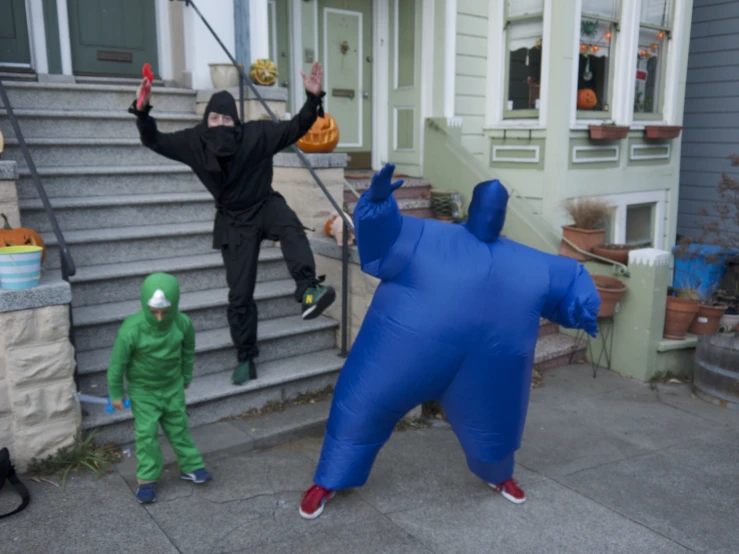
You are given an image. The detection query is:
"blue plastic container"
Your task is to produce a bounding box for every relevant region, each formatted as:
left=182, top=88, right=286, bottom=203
left=0, top=246, right=43, bottom=290
left=673, top=244, right=737, bottom=299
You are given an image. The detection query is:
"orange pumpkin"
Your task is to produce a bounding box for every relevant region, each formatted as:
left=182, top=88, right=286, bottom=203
left=577, top=89, right=598, bottom=110
left=1, top=213, right=46, bottom=262
left=324, top=217, right=334, bottom=237
left=296, top=113, right=340, bottom=153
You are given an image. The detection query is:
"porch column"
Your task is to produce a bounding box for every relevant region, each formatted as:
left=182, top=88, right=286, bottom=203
left=234, top=0, right=251, bottom=67
left=249, top=0, right=270, bottom=61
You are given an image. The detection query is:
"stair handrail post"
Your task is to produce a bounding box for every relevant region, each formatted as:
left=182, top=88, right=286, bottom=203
left=180, top=0, right=355, bottom=355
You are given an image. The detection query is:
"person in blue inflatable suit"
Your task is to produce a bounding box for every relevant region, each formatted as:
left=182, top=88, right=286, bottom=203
left=298, top=163, right=601, bottom=519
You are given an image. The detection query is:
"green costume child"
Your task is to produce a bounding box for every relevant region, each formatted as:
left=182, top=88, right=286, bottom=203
left=107, top=272, right=212, bottom=504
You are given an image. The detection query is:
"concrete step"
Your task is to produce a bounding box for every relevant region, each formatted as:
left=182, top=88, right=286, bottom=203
left=20, top=192, right=215, bottom=232
left=78, top=315, right=339, bottom=395
left=74, top=76, right=168, bottom=87
left=0, top=81, right=195, bottom=113
left=0, top=71, right=36, bottom=82
left=72, top=279, right=300, bottom=352
left=16, top=165, right=202, bottom=199
left=3, top=137, right=186, bottom=168
left=80, top=348, right=344, bottom=445
left=0, top=109, right=201, bottom=139
left=534, top=332, right=586, bottom=371
left=41, top=221, right=220, bottom=270
left=69, top=249, right=289, bottom=308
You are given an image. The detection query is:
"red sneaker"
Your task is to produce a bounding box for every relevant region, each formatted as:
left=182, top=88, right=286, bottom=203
left=489, top=478, right=526, bottom=504
left=299, top=484, right=335, bottom=520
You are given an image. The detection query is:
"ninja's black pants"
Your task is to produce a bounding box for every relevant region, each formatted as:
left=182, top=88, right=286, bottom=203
left=220, top=194, right=319, bottom=362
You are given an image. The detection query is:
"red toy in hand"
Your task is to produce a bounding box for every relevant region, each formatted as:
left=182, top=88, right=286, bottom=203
left=137, top=63, right=154, bottom=110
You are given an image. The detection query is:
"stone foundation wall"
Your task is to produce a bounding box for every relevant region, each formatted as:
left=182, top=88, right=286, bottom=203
left=0, top=299, right=79, bottom=472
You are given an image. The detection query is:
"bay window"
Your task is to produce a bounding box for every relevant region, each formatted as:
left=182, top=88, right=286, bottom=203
left=576, top=0, right=621, bottom=118
left=633, top=0, right=674, bottom=118
left=504, top=0, right=544, bottom=118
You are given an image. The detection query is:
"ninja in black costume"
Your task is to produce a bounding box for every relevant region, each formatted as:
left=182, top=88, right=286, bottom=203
left=129, top=61, right=336, bottom=385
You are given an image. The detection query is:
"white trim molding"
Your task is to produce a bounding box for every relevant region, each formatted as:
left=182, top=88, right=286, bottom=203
left=492, top=145, right=541, bottom=164
left=155, top=0, right=173, bottom=80
left=630, top=143, right=671, bottom=161
left=373, top=0, right=390, bottom=168
left=323, top=7, right=364, bottom=149
left=418, top=0, right=434, bottom=172
left=443, top=0, right=456, bottom=119
left=572, top=145, right=620, bottom=164
left=27, top=0, right=48, bottom=73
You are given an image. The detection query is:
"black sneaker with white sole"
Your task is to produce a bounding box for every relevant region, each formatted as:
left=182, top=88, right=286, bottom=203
left=301, top=285, right=336, bottom=320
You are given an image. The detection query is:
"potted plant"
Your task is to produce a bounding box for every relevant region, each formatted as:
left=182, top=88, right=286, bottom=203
left=559, top=197, right=611, bottom=261
left=588, top=121, right=630, bottom=140
left=664, top=289, right=700, bottom=340
left=208, top=62, right=243, bottom=88
left=644, top=125, right=682, bottom=139
left=591, top=243, right=639, bottom=264
left=430, top=188, right=454, bottom=222
left=592, top=274, right=627, bottom=318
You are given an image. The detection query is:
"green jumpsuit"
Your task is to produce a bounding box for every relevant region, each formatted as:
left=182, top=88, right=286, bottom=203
left=107, top=273, right=204, bottom=481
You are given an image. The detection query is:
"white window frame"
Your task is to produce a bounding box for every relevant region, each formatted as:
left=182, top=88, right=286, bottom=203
left=570, top=0, right=687, bottom=131
left=593, top=190, right=667, bottom=249
left=484, top=0, right=552, bottom=130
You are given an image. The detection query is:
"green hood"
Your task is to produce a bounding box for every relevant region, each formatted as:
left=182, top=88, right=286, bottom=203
left=140, top=273, right=180, bottom=330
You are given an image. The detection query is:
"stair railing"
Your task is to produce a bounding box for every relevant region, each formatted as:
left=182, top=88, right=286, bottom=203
left=180, top=0, right=352, bottom=356
left=0, top=79, right=80, bottom=386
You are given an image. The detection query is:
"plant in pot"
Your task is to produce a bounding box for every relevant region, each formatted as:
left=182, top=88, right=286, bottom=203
left=591, top=274, right=627, bottom=318
left=664, top=286, right=700, bottom=340
left=559, top=197, right=611, bottom=261
left=591, top=243, right=639, bottom=264
left=688, top=287, right=728, bottom=335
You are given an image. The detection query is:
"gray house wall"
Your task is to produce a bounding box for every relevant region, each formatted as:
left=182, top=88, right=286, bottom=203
left=678, top=0, right=739, bottom=240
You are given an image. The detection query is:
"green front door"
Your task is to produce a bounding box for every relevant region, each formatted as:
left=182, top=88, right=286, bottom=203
left=318, top=0, right=373, bottom=168
left=387, top=0, right=422, bottom=176
left=0, top=0, right=31, bottom=66
left=67, top=0, right=159, bottom=77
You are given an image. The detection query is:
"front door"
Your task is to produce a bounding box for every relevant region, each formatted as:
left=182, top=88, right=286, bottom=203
left=0, top=0, right=31, bottom=66
left=268, top=0, right=291, bottom=106
left=387, top=0, right=422, bottom=176
left=67, top=0, right=159, bottom=77
left=318, top=0, right=373, bottom=168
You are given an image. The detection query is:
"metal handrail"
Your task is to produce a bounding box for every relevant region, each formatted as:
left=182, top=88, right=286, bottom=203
left=181, top=0, right=352, bottom=355
left=0, top=79, right=80, bottom=388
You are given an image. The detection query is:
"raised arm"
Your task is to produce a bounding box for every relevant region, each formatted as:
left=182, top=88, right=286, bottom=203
left=256, top=90, right=324, bottom=157
left=541, top=254, right=600, bottom=337
left=354, top=163, right=424, bottom=281
left=107, top=326, right=134, bottom=402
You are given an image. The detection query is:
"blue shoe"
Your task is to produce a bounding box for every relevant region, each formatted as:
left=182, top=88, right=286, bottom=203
left=180, top=468, right=212, bottom=484
left=136, top=482, right=157, bottom=504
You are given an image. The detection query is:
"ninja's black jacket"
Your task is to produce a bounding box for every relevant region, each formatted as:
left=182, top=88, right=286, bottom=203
left=129, top=90, right=324, bottom=247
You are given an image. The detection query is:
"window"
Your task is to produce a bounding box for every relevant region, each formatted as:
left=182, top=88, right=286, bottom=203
left=576, top=0, right=621, bottom=117
left=633, top=0, right=673, bottom=118
left=504, top=0, right=544, bottom=118
left=625, top=203, right=655, bottom=247
left=594, top=192, right=665, bottom=249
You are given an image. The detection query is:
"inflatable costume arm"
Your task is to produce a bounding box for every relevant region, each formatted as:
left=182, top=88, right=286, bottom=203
left=354, top=164, right=423, bottom=280
left=541, top=255, right=600, bottom=337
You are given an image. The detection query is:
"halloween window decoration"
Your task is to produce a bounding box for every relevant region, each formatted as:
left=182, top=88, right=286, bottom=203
left=634, top=0, right=672, bottom=116
left=576, top=0, right=620, bottom=115
left=504, top=0, right=544, bottom=116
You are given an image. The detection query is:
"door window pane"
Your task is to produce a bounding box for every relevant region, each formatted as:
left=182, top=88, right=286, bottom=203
left=577, top=0, right=620, bottom=115
left=396, top=0, right=415, bottom=88
left=505, top=0, right=544, bottom=115
left=633, top=0, right=672, bottom=116
left=626, top=203, right=655, bottom=246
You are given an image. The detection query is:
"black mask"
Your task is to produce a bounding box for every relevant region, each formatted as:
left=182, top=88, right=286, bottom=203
left=202, top=125, right=239, bottom=158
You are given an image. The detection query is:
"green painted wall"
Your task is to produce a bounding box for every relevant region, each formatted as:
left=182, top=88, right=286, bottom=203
left=42, top=0, right=62, bottom=74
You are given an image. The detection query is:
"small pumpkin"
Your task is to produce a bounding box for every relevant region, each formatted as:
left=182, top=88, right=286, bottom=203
left=1, top=213, right=46, bottom=262
left=248, top=58, right=278, bottom=87
left=296, top=113, right=340, bottom=154
left=577, top=88, right=598, bottom=110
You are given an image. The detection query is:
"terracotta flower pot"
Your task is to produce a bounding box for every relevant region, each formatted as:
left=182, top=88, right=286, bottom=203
left=591, top=244, right=639, bottom=265
left=559, top=226, right=606, bottom=261
left=688, top=304, right=728, bottom=335
left=592, top=275, right=627, bottom=318
left=588, top=125, right=630, bottom=140
left=644, top=125, right=682, bottom=139
left=664, top=296, right=700, bottom=340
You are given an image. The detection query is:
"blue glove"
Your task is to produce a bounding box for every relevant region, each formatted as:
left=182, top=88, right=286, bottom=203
left=367, top=163, right=404, bottom=203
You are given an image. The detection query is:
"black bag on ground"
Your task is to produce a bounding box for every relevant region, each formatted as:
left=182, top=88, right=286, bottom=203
left=0, top=447, right=30, bottom=518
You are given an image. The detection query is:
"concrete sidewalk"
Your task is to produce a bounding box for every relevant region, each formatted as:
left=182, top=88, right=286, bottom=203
left=1, top=364, right=738, bottom=553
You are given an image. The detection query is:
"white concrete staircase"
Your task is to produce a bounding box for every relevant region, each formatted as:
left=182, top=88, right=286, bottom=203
left=1, top=80, right=344, bottom=444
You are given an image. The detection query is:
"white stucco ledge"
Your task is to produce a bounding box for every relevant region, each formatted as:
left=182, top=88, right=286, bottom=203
left=0, top=161, right=18, bottom=180
left=629, top=248, right=672, bottom=267
left=658, top=334, right=698, bottom=352
left=0, top=272, right=72, bottom=313
left=310, top=236, right=361, bottom=265
left=273, top=152, right=349, bottom=169
left=196, top=84, right=288, bottom=103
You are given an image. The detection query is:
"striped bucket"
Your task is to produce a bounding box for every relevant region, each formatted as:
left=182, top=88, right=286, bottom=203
left=0, top=246, right=43, bottom=290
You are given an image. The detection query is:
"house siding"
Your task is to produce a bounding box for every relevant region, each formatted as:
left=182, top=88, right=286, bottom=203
left=456, top=0, right=488, bottom=161
left=678, top=0, right=739, bottom=239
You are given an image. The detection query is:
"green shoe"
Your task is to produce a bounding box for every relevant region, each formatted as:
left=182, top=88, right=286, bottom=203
left=302, top=285, right=336, bottom=320
left=231, top=360, right=254, bottom=385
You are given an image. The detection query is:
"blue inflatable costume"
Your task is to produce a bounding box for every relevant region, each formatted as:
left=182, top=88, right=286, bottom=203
left=299, top=164, right=600, bottom=519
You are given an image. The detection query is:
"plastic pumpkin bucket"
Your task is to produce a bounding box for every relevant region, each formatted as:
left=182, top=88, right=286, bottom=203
left=0, top=246, right=43, bottom=290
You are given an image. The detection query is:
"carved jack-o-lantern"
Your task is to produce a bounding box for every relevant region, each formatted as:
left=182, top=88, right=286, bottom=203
left=296, top=113, right=340, bottom=154
left=577, top=88, right=598, bottom=110
left=248, top=58, right=278, bottom=87
left=0, top=213, right=46, bottom=262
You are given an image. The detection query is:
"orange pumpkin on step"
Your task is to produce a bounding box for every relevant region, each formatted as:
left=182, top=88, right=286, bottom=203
left=297, top=113, right=340, bottom=154
left=577, top=89, right=598, bottom=110
left=1, top=213, right=46, bottom=262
